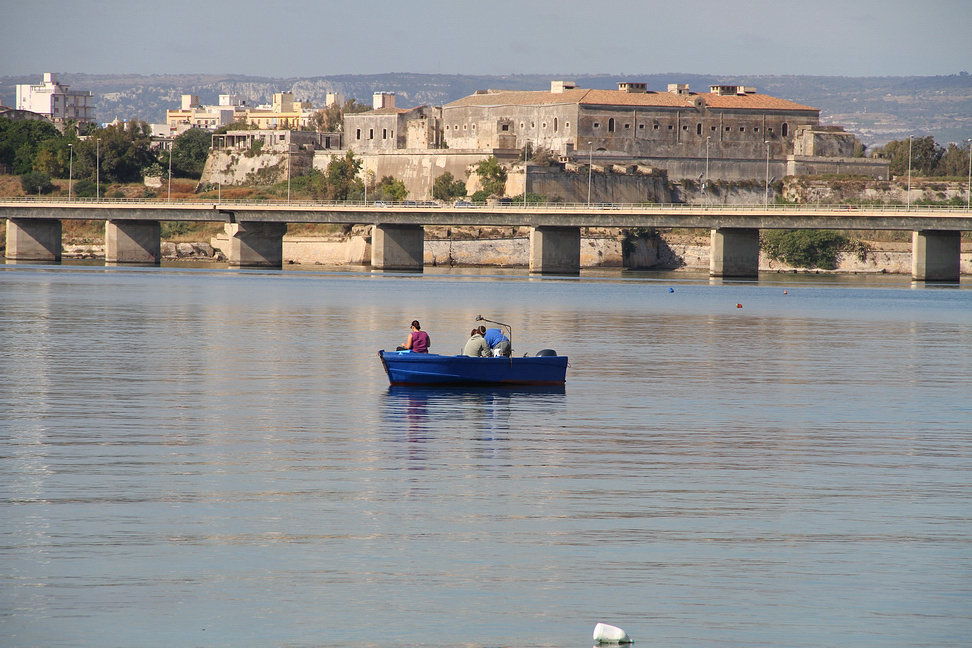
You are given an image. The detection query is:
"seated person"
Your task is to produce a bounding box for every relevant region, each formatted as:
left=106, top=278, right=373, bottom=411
left=398, top=320, right=430, bottom=353
left=481, top=326, right=512, bottom=357
left=462, top=328, right=491, bottom=357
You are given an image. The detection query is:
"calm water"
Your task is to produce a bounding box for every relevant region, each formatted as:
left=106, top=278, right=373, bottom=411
left=1, top=264, right=970, bottom=648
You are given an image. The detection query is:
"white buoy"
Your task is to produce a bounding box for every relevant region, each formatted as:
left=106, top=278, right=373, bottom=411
left=593, top=623, right=632, bottom=644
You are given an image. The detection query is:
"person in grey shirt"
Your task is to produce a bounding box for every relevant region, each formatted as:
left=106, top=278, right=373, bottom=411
left=462, top=328, right=491, bottom=357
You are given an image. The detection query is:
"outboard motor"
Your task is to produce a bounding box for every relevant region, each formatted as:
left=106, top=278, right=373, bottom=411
left=535, top=349, right=558, bottom=357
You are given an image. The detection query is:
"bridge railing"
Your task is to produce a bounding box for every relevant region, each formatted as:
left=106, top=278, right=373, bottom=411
left=1, top=196, right=970, bottom=213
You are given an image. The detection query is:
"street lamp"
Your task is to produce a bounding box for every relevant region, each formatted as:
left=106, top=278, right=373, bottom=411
left=287, top=142, right=293, bottom=203
left=907, top=135, right=912, bottom=209
left=211, top=133, right=220, bottom=203
left=764, top=140, right=770, bottom=207
left=966, top=138, right=971, bottom=210
left=168, top=139, right=173, bottom=202
left=522, top=141, right=529, bottom=206
left=705, top=136, right=711, bottom=204
left=68, top=143, right=73, bottom=201
left=96, top=138, right=100, bottom=200
left=587, top=141, right=593, bottom=206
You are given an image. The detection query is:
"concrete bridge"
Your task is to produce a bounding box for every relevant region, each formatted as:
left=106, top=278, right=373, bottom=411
left=2, top=199, right=970, bottom=280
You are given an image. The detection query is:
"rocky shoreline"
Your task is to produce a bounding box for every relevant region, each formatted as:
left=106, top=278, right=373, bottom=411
left=57, top=230, right=972, bottom=275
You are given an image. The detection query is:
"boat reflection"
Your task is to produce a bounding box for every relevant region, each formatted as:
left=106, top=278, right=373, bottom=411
left=380, top=385, right=566, bottom=466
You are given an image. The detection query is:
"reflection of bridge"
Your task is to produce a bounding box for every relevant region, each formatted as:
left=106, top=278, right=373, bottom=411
left=2, top=199, right=970, bottom=280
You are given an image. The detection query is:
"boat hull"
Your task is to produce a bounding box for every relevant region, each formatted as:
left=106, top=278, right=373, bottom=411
left=379, top=350, right=568, bottom=386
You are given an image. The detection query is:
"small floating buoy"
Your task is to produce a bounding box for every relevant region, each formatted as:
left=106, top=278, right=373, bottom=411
left=593, top=623, right=632, bottom=644
left=736, top=303, right=743, bottom=308
left=668, top=287, right=675, bottom=293
left=783, top=290, right=788, bottom=295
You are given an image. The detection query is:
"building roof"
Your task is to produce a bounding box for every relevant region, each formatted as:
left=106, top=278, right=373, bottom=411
left=349, top=105, right=429, bottom=117
left=445, top=87, right=817, bottom=112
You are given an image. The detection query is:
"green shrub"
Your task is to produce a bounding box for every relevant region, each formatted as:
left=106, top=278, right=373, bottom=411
left=761, top=229, right=850, bottom=270
left=73, top=179, right=96, bottom=197
left=20, top=171, right=55, bottom=195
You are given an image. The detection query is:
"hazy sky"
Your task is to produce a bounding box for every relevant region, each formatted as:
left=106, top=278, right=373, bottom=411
left=2, top=0, right=970, bottom=78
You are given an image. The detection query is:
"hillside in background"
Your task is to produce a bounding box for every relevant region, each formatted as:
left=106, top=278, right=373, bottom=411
left=2, top=72, right=970, bottom=148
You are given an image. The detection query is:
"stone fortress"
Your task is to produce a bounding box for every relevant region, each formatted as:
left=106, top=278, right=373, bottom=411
left=202, top=80, right=889, bottom=202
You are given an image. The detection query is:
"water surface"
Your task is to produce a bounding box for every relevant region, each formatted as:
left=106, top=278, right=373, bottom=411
left=1, top=265, right=970, bottom=648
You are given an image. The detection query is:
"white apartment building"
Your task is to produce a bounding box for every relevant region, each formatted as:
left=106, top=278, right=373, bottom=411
left=15, top=73, right=94, bottom=124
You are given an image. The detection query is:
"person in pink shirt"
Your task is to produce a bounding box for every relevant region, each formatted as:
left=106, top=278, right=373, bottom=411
left=400, top=320, right=431, bottom=353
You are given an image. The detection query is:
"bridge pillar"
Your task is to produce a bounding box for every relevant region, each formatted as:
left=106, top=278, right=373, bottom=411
left=225, top=221, right=287, bottom=268
left=105, top=220, right=161, bottom=265
left=530, top=226, right=581, bottom=274
left=912, top=230, right=961, bottom=282
left=5, top=218, right=61, bottom=263
left=710, top=228, right=759, bottom=278
left=371, top=224, right=424, bottom=271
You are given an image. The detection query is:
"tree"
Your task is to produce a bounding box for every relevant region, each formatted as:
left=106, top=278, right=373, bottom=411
left=20, top=171, right=56, bottom=195
left=69, top=121, right=156, bottom=184
left=324, top=150, right=363, bottom=201
left=169, top=128, right=212, bottom=178
left=373, top=176, right=408, bottom=202
left=432, top=171, right=467, bottom=200
left=0, top=118, right=62, bottom=174
left=936, top=142, right=971, bottom=178
left=761, top=229, right=850, bottom=270
left=876, top=136, right=943, bottom=176
left=473, top=156, right=507, bottom=196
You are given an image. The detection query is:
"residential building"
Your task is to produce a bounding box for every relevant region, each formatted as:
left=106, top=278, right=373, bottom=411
left=165, top=94, right=248, bottom=134
left=15, top=73, right=94, bottom=124
left=245, top=92, right=313, bottom=129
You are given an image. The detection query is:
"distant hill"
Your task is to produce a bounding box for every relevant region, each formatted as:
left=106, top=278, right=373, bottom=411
left=2, top=72, right=970, bottom=148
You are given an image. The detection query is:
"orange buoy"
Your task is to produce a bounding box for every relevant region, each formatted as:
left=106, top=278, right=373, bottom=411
left=736, top=303, right=742, bottom=308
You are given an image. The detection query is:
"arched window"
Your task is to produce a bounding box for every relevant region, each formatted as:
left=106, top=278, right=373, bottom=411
left=782, top=123, right=789, bottom=137
left=369, top=129, right=374, bottom=139
left=697, top=123, right=702, bottom=135
left=356, top=129, right=361, bottom=140
left=382, top=128, right=387, bottom=139
left=554, top=118, right=558, bottom=132
left=608, top=118, right=615, bottom=133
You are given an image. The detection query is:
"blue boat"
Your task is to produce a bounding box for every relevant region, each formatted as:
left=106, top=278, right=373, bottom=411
left=378, top=350, right=568, bottom=386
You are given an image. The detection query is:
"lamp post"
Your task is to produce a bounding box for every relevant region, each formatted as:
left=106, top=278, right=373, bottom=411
left=68, top=143, right=73, bottom=201
left=523, top=141, right=529, bottom=206
left=705, top=136, right=711, bottom=204
left=764, top=140, right=770, bottom=206
left=167, top=139, right=173, bottom=202
left=96, top=138, right=100, bottom=200
left=587, top=141, right=593, bottom=206
left=211, top=133, right=220, bottom=203
left=966, top=138, right=971, bottom=210
left=287, top=142, right=293, bottom=204
left=907, top=135, right=912, bottom=209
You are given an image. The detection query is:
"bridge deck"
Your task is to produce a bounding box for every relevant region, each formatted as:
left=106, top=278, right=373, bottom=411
left=1, top=199, right=971, bottom=231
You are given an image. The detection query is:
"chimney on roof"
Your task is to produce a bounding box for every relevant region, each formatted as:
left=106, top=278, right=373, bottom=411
left=551, top=80, right=578, bottom=93
left=373, top=92, right=396, bottom=110
left=618, top=82, right=647, bottom=93
left=667, top=84, right=690, bottom=95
